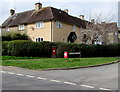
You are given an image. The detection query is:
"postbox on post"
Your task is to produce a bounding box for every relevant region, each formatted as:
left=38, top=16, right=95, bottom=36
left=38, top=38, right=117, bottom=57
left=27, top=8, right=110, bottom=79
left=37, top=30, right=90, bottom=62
left=64, top=51, right=68, bottom=58
left=52, top=46, right=56, bottom=58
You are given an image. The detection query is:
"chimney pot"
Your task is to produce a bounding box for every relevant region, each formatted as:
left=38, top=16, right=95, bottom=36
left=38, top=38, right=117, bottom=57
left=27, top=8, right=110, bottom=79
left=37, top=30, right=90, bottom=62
left=64, top=9, right=68, bottom=13
left=10, top=9, right=15, bottom=16
left=91, top=19, right=95, bottom=23
left=35, top=2, right=42, bottom=10
left=79, top=15, right=84, bottom=20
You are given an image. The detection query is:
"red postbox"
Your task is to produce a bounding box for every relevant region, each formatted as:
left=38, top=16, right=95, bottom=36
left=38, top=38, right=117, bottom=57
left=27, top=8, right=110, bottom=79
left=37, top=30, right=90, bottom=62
left=52, top=47, right=56, bottom=56
left=64, top=52, right=68, bottom=58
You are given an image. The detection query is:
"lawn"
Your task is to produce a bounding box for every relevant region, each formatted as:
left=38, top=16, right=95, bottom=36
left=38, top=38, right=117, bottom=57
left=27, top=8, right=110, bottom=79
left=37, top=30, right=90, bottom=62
left=1, top=56, right=120, bottom=70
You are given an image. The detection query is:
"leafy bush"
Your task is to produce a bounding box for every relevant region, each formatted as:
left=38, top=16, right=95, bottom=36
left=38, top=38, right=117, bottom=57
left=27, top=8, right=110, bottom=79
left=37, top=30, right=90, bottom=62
left=2, top=41, right=9, bottom=55
left=2, top=35, right=12, bottom=41
left=2, top=40, right=120, bottom=57
left=2, top=33, right=28, bottom=41
left=2, top=40, right=52, bottom=57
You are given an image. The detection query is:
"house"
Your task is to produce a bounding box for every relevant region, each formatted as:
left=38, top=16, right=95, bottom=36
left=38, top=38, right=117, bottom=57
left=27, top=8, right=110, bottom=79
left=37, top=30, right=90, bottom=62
left=80, top=21, right=119, bottom=44
left=1, top=2, right=119, bottom=44
left=1, top=2, right=88, bottom=43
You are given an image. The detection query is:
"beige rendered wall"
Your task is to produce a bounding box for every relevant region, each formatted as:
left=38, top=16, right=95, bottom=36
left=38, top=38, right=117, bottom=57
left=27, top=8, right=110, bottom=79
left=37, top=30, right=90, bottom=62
left=52, top=21, right=81, bottom=43
left=26, top=21, right=51, bottom=42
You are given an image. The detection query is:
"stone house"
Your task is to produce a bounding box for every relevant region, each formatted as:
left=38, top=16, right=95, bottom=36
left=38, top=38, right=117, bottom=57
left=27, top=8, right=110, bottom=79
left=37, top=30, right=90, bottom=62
left=80, top=22, right=119, bottom=44
left=1, top=2, right=88, bottom=43
left=1, top=2, right=119, bottom=44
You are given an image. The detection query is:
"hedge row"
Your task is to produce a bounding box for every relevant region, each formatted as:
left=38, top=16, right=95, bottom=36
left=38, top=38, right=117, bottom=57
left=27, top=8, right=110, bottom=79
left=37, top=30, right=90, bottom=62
left=2, top=40, right=120, bottom=57
left=2, top=33, right=28, bottom=41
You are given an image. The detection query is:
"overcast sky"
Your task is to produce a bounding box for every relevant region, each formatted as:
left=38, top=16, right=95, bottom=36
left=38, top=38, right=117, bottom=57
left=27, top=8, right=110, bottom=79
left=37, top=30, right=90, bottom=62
left=0, top=0, right=119, bottom=25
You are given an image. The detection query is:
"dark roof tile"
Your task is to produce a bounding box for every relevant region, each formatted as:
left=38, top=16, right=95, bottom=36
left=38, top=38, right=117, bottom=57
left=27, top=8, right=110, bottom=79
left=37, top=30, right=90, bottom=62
left=1, top=7, right=87, bottom=28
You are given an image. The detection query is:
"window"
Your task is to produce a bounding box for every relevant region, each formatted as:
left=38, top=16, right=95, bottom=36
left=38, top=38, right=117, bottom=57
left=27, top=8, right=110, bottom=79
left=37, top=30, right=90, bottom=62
left=56, top=21, right=62, bottom=28
left=18, top=24, right=25, bottom=30
left=73, top=25, right=76, bottom=31
left=6, top=27, right=9, bottom=32
left=115, top=32, right=118, bottom=36
left=36, top=37, right=44, bottom=42
left=36, top=21, right=44, bottom=28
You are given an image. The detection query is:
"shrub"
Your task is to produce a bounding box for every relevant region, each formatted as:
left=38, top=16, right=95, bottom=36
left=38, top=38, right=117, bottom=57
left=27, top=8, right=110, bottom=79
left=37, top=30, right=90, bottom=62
left=2, top=33, right=28, bottom=41
left=2, top=35, right=12, bottom=41
left=2, top=40, right=52, bottom=57
left=2, top=41, right=9, bottom=55
left=2, top=40, right=120, bottom=57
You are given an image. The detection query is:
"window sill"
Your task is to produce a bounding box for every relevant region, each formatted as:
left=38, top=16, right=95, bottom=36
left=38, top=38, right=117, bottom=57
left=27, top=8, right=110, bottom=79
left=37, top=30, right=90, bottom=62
left=18, top=29, right=25, bottom=31
left=35, top=27, right=44, bottom=29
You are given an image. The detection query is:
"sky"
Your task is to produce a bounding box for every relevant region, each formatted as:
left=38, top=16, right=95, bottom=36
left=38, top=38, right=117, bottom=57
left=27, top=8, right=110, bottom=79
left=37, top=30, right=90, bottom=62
left=0, top=0, right=119, bottom=26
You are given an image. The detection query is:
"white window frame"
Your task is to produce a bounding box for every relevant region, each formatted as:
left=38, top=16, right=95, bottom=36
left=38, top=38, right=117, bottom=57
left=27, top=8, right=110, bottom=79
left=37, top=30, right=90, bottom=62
left=35, top=21, right=44, bottom=28
left=115, top=32, right=118, bottom=36
left=36, top=37, right=44, bottom=42
left=18, top=24, right=25, bottom=30
left=73, top=25, right=76, bottom=31
left=56, top=21, right=62, bottom=28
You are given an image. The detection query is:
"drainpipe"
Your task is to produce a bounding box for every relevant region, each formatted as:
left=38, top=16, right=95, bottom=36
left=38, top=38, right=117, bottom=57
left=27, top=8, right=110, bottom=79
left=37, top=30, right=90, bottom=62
left=51, top=20, right=53, bottom=42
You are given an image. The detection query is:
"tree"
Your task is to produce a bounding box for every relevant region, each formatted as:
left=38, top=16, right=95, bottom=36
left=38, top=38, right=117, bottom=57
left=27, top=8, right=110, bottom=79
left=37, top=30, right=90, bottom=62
left=80, top=12, right=118, bottom=45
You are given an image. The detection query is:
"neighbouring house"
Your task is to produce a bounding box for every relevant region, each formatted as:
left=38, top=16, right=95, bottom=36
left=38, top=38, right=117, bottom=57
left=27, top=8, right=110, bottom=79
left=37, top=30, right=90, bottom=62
left=1, top=2, right=119, bottom=44
left=81, top=22, right=119, bottom=44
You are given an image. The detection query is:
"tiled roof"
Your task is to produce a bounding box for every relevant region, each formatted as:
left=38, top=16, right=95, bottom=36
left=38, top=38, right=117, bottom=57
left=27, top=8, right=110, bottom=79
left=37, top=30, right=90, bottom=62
left=1, top=7, right=87, bottom=28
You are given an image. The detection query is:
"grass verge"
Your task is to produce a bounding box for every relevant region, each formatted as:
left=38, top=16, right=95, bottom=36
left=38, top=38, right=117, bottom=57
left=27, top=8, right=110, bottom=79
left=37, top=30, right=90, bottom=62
left=1, top=56, right=120, bottom=70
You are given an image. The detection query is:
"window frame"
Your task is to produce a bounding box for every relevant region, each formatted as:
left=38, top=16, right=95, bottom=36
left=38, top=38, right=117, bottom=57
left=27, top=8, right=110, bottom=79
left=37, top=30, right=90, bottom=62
left=56, top=21, right=62, bottom=28
left=35, top=21, right=44, bottom=28
left=6, top=27, right=10, bottom=32
left=36, top=37, right=44, bottom=42
left=73, top=25, right=76, bottom=31
left=18, top=24, right=25, bottom=30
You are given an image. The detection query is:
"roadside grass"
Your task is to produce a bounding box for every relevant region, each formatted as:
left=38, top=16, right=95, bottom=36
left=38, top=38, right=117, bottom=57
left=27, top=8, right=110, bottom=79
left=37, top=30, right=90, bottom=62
left=2, top=56, right=45, bottom=60
left=1, top=56, right=119, bottom=70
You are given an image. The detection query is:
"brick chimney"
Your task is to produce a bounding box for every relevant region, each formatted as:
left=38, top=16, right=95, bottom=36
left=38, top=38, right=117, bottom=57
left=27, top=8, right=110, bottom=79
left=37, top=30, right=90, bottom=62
left=35, top=2, right=42, bottom=10
left=10, top=9, right=15, bottom=16
left=79, top=15, right=84, bottom=20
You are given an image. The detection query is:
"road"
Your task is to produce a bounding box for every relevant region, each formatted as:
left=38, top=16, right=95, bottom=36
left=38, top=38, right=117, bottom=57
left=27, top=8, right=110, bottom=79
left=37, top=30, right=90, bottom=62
left=1, top=63, right=118, bottom=91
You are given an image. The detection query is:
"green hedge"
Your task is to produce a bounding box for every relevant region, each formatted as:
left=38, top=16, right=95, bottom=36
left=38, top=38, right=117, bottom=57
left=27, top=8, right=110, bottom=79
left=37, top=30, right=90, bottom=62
left=2, top=40, right=120, bottom=57
left=2, top=40, right=52, bottom=57
left=2, top=33, right=28, bottom=41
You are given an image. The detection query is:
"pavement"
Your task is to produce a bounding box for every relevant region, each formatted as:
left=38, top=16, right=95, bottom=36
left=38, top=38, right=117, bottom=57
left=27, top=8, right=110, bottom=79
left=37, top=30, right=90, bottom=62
left=1, top=63, right=119, bottom=91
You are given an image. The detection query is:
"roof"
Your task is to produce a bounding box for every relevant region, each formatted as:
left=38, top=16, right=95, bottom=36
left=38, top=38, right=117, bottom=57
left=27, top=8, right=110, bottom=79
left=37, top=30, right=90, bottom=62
left=1, top=7, right=87, bottom=28
left=98, top=22, right=118, bottom=31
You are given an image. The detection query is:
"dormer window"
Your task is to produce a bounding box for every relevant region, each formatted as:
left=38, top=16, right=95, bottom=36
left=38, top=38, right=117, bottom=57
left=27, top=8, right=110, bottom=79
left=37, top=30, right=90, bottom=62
left=73, top=25, right=76, bottom=31
left=18, top=24, right=25, bottom=30
left=35, top=21, right=44, bottom=28
left=56, top=21, right=62, bottom=28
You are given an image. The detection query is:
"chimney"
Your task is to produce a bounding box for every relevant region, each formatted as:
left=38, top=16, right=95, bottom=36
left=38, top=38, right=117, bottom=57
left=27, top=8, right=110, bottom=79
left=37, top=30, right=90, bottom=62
left=10, top=9, right=15, bottom=16
left=35, top=2, right=42, bottom=10
left=79, top=15, right=84, bottom=20
left=101, top=22, right=106, bottom=24
left=64, top=9, right=68, bottom=13
left=91, top=19, right=95, bottom=24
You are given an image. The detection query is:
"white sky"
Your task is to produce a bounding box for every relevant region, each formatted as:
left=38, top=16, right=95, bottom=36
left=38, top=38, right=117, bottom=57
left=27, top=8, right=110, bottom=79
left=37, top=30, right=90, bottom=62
left=0, top=0, right=119, bottom=25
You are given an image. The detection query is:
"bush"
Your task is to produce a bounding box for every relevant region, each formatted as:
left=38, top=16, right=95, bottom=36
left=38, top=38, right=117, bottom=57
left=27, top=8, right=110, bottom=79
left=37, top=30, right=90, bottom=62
left=2, top=40, right=120, bottom=57
left=2, top=35, right=12, bottom=41
left=2, top=41, right=9, bottom=55
left=2, top=40, right=52, bottom=57
left=2, top=33, right=28, bottom=41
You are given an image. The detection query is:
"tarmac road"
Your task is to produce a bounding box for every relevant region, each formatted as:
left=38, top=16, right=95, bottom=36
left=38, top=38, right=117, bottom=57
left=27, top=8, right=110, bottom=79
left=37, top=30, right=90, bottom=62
left=1, top=63, right=119, bottom=91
